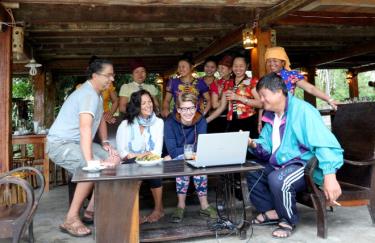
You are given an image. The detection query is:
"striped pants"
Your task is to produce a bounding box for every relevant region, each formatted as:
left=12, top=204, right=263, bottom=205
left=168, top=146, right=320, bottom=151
left=247, top=163, right=306, bottom=225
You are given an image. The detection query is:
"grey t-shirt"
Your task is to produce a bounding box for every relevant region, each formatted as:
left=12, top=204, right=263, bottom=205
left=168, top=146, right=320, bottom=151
left=48, top=81, right=103, bottom=143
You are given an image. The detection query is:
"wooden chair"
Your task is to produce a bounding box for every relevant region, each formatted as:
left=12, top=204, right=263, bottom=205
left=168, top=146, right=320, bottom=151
left=0, top=167, right=45, bottom=243
left=298, top=102, right=375, bottom=238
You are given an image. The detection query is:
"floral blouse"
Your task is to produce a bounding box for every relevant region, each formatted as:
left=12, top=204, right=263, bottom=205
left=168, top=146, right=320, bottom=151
left=166, top=77, right=209, bottom=111
left=223, top=77, right=258, bottom=120
left=279, top=69, right=304, bottom=95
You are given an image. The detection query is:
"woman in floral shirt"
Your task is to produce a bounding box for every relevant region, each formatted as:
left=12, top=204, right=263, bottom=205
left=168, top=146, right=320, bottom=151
left=207, top=54, right=263, bottom=138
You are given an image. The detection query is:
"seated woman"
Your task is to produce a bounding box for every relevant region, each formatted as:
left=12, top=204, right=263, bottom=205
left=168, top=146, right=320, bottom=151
left=116, top=90, right=164, bottom=223
left=164, top=92, right=217, bottom=223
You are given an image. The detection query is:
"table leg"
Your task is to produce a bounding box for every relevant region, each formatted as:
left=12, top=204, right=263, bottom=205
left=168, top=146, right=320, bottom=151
left=95, top=180, right=140, bottom=243
left=238, top=172, right=252, bottom=236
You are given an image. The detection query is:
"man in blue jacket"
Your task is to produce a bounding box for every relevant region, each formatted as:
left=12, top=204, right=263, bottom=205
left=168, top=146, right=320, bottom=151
left=247, top=72, right=343, bottom=238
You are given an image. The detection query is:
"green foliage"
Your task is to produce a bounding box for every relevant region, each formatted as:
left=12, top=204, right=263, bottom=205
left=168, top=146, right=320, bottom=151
left=358, top=71, right=375, bottom=98
left=12, top=77, right=33, bottom=99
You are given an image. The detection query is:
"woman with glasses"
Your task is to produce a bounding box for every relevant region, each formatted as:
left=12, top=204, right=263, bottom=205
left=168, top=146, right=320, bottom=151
left=164, top=93, right=217, bottom=223
left=162, top=54, right=211, bottom=118
left=116, top=89, right=164, bottom=223
left=206, top=53, right=263, bottom=138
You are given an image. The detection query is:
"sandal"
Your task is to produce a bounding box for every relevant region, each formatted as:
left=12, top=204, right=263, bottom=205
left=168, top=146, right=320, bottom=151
left=140, top=210, right=165, bottom=224
left=170, top=207, right=185, bottom=223
left=199, top=205, right=218, bottom=219
left=59, top=216, right=92, bottom=237
left=251, top=212, right=279, bottom=226
left=271, top=219, right=295, bottom=239
left=82, top=210, right=94, bottom=225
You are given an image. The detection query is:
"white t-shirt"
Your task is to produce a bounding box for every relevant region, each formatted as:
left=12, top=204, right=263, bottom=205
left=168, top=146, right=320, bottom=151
left=271, top=113, right=283, bottom=154
left=48, top=81, right=103, bottom=143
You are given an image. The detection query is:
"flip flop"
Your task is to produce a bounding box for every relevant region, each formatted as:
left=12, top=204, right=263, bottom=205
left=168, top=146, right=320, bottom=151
left=59, top=216, right=91, bottom=237
left=271, top=218, right=295, bottom=239
left=251, top=212, right=279, bottom=226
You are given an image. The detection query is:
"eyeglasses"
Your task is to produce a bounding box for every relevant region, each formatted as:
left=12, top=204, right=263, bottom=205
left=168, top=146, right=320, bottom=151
left=178, top=106, right=196, bottom=113
left=96, top=72, right=116, bottom=78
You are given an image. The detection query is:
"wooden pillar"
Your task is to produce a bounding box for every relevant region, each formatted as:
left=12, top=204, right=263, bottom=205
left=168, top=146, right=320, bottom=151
left=348, top=69, right=359, bottom=98
left=0, top=25, right=12, bottom=173
left=33, top=70, right=45, bottom=126
left=251, top=28, right=272, bottom=79
left=44, top=71, right=56, bottom=127
left=304, top=67, right=317, bottom=107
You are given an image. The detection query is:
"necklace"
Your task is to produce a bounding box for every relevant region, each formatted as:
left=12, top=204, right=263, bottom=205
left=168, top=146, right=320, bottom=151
left=180, top=123, right=197, bottom=145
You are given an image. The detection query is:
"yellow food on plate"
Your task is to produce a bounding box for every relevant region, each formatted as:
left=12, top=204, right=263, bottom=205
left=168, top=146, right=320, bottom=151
left=135, top=154, right=161, bottom=162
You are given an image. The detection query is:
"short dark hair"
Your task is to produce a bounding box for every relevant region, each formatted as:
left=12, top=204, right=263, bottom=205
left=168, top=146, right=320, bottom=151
left=256, top=72, right=288, bottom=96
left=178, top=52, right=194, bottom=66
left=203, top=56, right=217, bottom=67
left=86, top=58, right=113, bottom=79
left=233, top=51, right=250, bottom=65
left=125, top=90, right=155, bottom=124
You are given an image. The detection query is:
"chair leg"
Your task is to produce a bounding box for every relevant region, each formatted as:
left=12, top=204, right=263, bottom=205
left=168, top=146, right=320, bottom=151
left=368, top=198, right=375, bottom=224
left=28, top=220, right=35, bottom=243
left=312, top=194, right=328, bottom=238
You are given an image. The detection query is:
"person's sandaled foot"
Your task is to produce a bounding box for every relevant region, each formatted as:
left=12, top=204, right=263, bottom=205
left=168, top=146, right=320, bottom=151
left=141, top=210, right=165, bottom=224
left=272, top=219, right=295, bottom=239
left=82, top=210, right=94, bottom=225
left=59, top=216, right=91, bottom=237
left=170, top=207, right=185, bottom=223
left=199, top=205, right=218, bottom=219
left=251, top=212, right=279, bottom=226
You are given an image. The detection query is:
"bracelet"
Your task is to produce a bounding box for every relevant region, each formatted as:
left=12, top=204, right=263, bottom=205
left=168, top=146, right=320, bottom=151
left=101, top=140, right=110, bottom=144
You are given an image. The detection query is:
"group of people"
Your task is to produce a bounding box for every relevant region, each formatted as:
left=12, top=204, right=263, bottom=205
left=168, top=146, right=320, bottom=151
left=47, top=46, right=344, bottom=239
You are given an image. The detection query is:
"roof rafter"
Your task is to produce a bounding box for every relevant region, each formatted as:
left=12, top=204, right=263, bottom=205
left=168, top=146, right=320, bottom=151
left=259, top=0, right=316, bottom=27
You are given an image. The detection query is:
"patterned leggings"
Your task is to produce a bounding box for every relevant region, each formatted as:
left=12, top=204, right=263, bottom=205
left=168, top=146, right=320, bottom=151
left=176, top=175, right=208, bottom=197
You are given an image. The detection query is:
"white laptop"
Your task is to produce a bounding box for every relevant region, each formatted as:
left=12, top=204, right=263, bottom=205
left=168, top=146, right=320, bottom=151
left=185, top=131, right=250, bottom=168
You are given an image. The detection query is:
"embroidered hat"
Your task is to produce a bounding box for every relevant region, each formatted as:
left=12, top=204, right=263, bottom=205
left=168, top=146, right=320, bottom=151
left=218, top=55, right=234, bottom=68
left=129, top=59, right=146, bottom=72
left=264, top=47, right=291, bottom=71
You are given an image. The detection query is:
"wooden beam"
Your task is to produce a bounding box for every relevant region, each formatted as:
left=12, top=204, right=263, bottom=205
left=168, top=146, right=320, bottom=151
left=6, top=0, right=278, bottom=7
left=348, top=70, right=359, bottom=98
left=44, top=72, right=56, bottom=128
left=303, top=67, right=317, bottom=107
left=33, top=71, right=46, bottom=126
left=276, top=11, right=375, bottom=26
left=354, top=63, right=375, bottom=73
left=311, top=41, right=375, bottom=66
left=0, top=23, right=12, bottom=173
left=194, top=27, right=243, bottom=65
left=13, top=4, right=257, bottom=24
left=251, top=28, right=272, bottom=78
left=259, top=0, right=315, bottom=27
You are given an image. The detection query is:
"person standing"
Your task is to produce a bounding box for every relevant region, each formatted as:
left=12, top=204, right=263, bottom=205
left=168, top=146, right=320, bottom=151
left=206, top=54, right=263, bottom=137
left=119, top=59, right=159, bottom=114
left=162, top=54, right=211, bottom=118
left=47, top=58, right=120, bottom=237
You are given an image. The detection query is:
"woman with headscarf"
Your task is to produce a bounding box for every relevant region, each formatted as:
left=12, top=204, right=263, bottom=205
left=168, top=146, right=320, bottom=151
left=264, top=46, right=337, bottom=108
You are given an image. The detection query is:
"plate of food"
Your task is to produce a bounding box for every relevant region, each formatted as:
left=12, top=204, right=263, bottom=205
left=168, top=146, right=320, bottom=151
left=82, top=165, right=106, bottom=173
left=135, top=154, right=163, bottom=166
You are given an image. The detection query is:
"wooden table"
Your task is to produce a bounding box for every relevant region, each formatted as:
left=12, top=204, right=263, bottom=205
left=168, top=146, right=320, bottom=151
left=72, top=160, right=263, bottom=243
left=12, top=134, right=49, bottom=192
